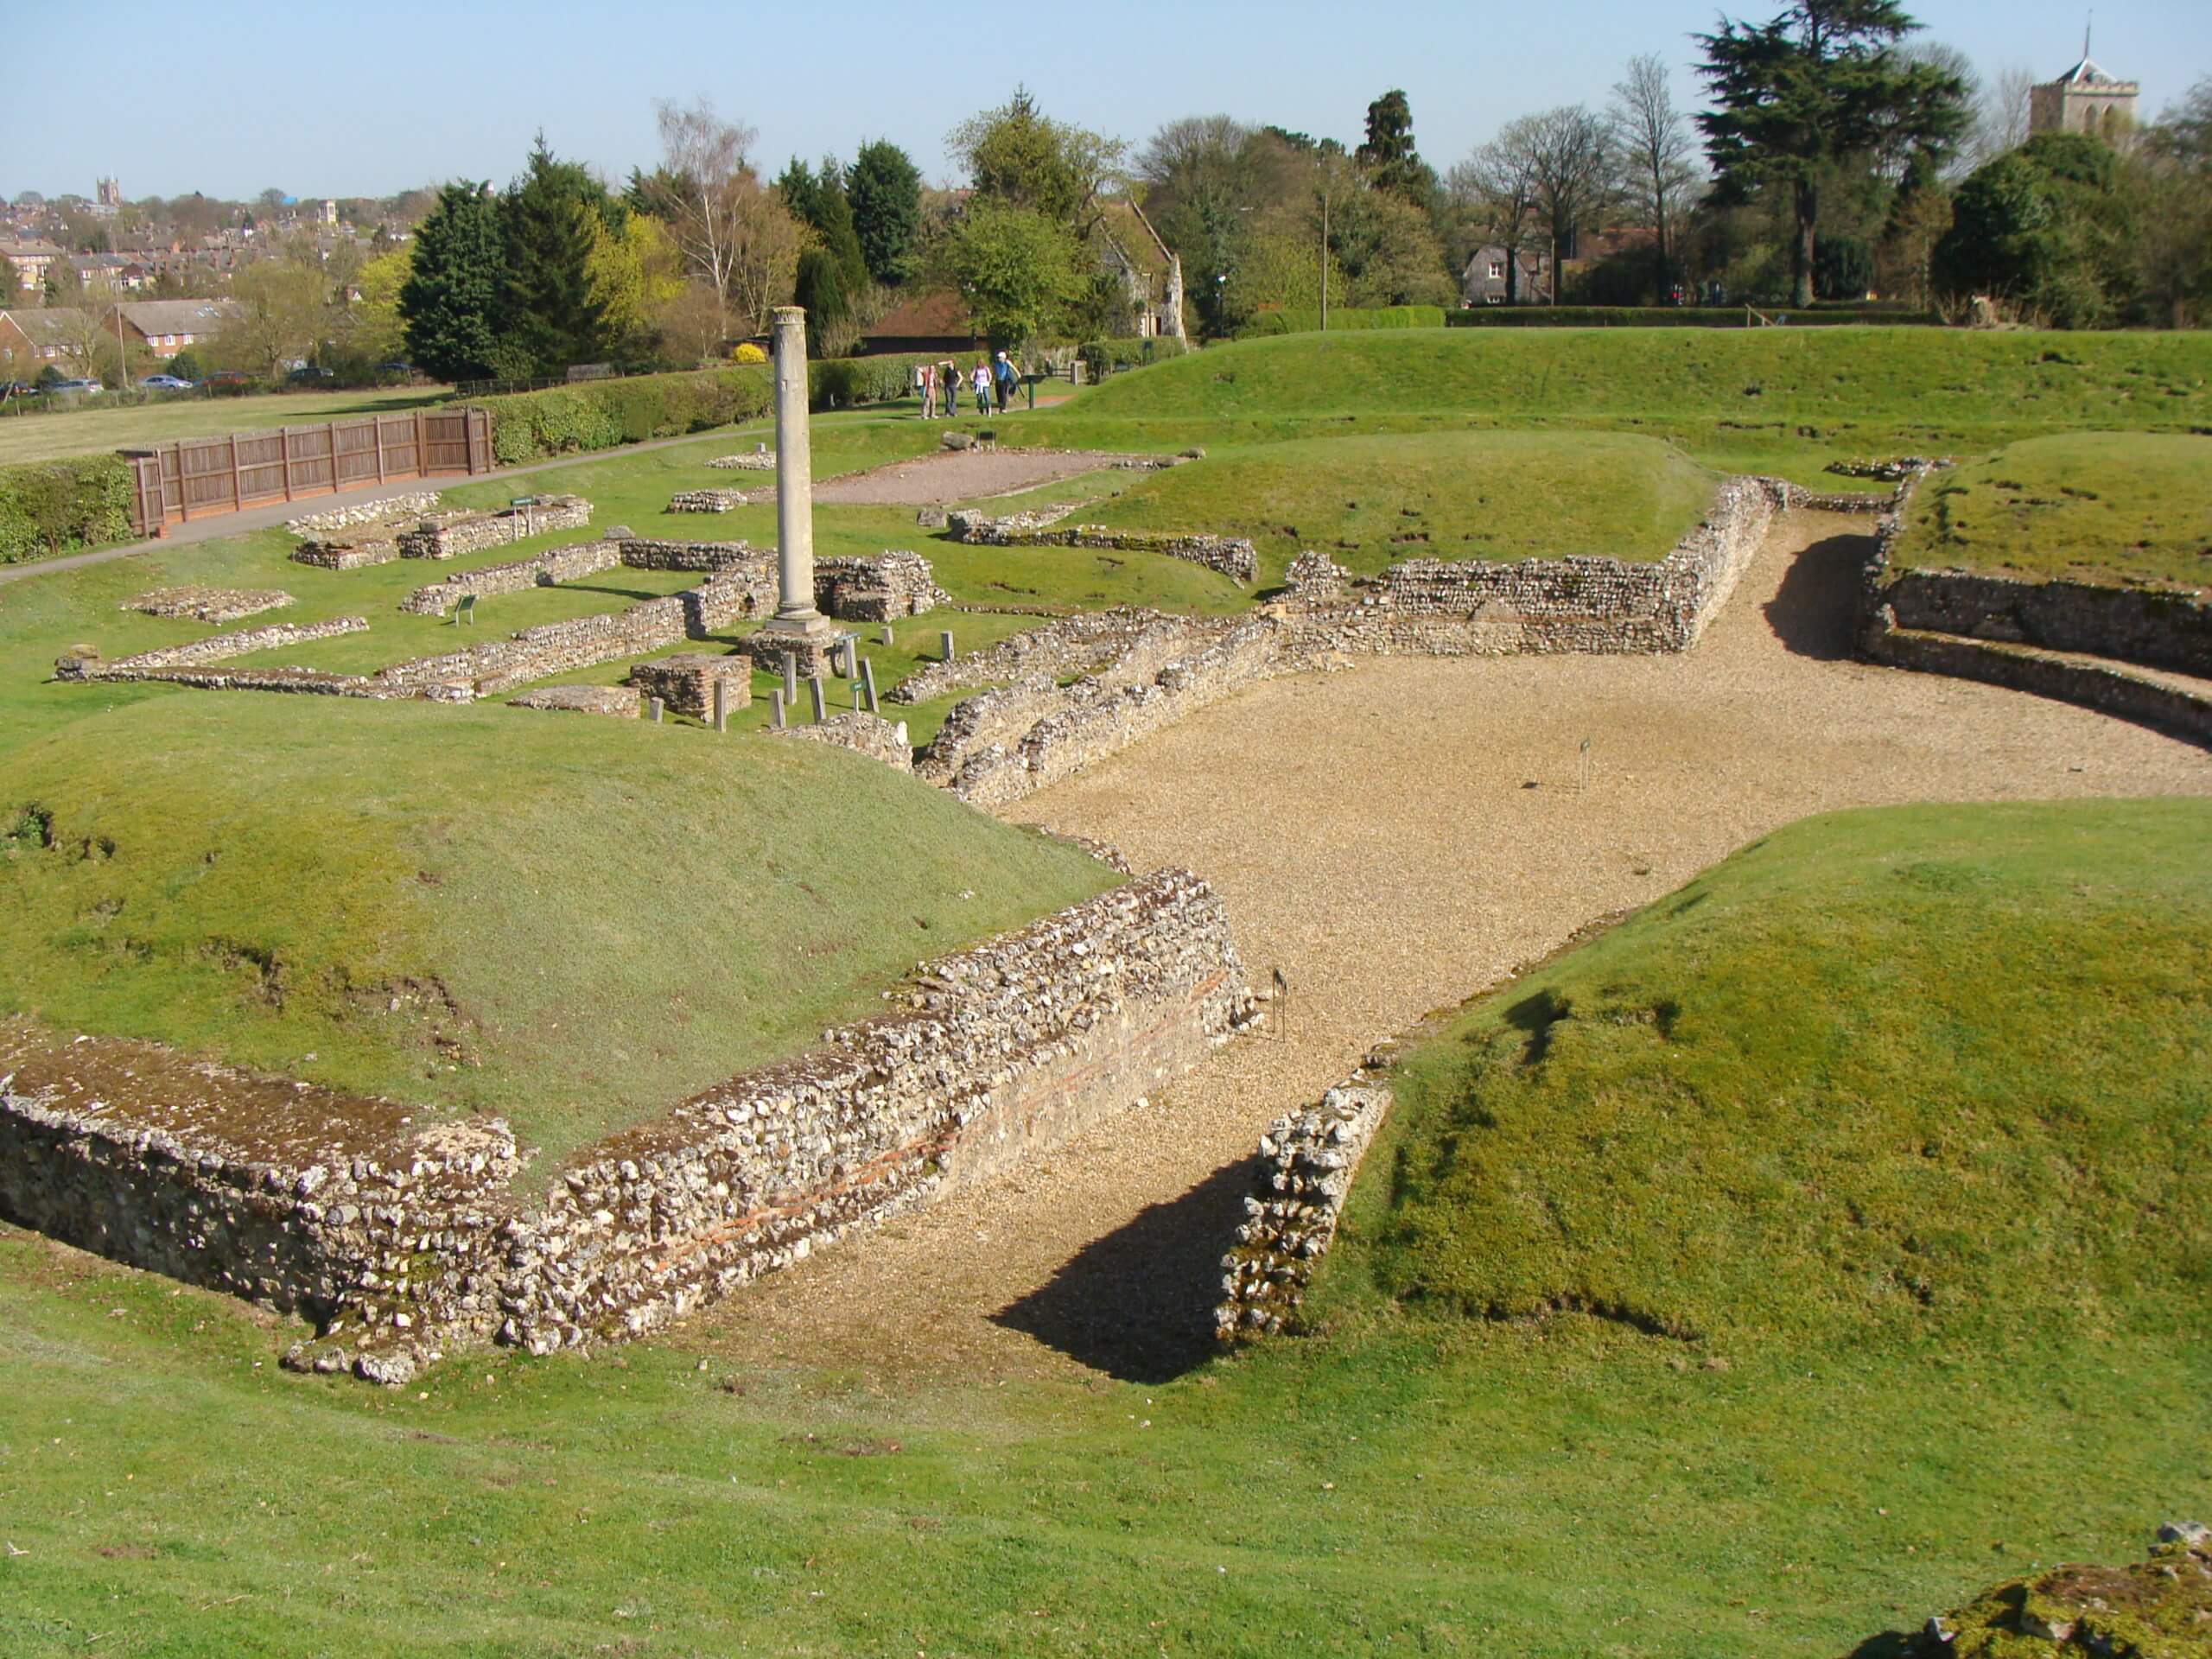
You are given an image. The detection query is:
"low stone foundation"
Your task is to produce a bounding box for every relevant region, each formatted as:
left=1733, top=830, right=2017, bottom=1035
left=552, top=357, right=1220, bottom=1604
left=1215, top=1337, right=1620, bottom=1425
left=399, top=540, right=625, bottom=615
left=124, top=587, right=294, bottom=624
left=949, top=512, right=1258, bottom=585
left=706, top=450, right=777, bottom=471
left=397, top=495, right=591, bottom=559
left=286, top=491, right=442, bottom=537
left=508, top=685, right=642, bottom=718
left=290, top=537, right=401, bottom=570
left=1216, top=1079, right=1391, bottom=1343
left=815, top=551, right=950, bottom=620
left=60, top=616, right=369, bottom=680
left=667, top=488, right=762, bottom=513
left=628, top=652, right=752, bottom=718
left=772, top=710, right=912, bottom=770
left=0, top=871, right=1254, bottom=1381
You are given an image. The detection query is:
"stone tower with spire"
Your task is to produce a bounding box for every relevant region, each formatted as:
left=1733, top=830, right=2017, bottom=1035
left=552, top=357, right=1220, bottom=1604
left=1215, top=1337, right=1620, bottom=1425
left=2028, top=23, right=2139, bottom=140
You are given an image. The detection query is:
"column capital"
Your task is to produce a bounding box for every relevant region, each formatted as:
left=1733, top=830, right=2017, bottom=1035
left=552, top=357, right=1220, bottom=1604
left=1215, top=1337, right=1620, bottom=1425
left=771, top=305, right=805, bottom=329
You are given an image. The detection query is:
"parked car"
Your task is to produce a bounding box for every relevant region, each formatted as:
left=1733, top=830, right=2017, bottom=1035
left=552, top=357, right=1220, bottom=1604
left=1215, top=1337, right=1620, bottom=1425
left=0, top=380, right=35, bottom=400
left=286, top=364, right=335, bottom=385
left=204, top=370, right=252, bottom=394
left=139, top=373, right=194, bottom=391
left=50, top=378, right=103, bottom=396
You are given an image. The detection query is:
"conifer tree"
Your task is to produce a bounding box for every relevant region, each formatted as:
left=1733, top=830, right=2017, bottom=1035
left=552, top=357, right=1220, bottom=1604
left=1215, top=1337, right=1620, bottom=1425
left=498, top=134, right=613, bottom=375
left=398, top=180, right=504, bottom=383
left=848, top=140, right=923, bottom=286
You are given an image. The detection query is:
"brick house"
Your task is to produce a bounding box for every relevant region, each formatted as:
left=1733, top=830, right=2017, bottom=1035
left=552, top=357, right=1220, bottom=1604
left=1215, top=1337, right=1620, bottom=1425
left=107, top=298, right=244, bottom=359
left=0, top=238, right=64, bottom=292
left=0, top=308, right=91, bottom=378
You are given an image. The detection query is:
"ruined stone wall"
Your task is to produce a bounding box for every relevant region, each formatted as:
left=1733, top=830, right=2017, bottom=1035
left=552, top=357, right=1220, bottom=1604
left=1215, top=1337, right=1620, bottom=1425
left=373, top=599, right=693, bottom=699
left=771, top=710, right=913, bottom=771
left=290, top=537, right=400, bottom=570
left=0, top=874, right=1254, bottom=1380
left=888, top=608, right=1164, bottom=706
left=949, top=514, right=1258, bottom=585
left=398, top=541, right=624, bottom=616
left=666, top=488, right=760, bottom=514
left=397, top=496, right=590, bottom=559
left=124, top=588, right=293, bottom=624
left=618, top=537, right=762, bottom=573
left=1216, top=1080, right=1391, bottom=1343
left=814, top=551, right=950, bottom=620
left=63, top=616, right=368, bottom=678
left=629, top=652, right=752, bottom=719
left=285, top=492, right=442, bottom=536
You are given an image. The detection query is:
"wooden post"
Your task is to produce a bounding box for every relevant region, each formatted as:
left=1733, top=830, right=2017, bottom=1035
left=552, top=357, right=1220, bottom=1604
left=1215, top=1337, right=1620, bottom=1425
left=414, top=407, right=429, bottom=479
left=326, top=421, right=339, bottom=493
left=174, top=443, right=190, bottom=523
left=229, top=433, right=243, bottom=514
left=281, top=428, right=295, bottom=501
left=861, top=658, right=879, bottom=712
left=373, top=416, right=386, bottom=483
left=711, top=678, right=728, bottom=733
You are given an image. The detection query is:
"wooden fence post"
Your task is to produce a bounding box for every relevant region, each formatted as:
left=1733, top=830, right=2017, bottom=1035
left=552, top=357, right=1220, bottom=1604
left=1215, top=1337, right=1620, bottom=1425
left=281, top=428, right=296, bottom=501
left=414, top=408, right=429, bottom=479
left=326, top=420, right=339, bottom=493
left=373, top=416, right=386, bottom=483
left=229, top=433, right=243, bottom=514
left=174, top=442, right=190, bottom=523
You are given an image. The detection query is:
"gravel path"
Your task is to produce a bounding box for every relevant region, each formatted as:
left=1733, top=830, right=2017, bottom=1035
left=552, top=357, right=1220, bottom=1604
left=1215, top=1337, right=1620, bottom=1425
left=686, top=513, right=2211, bottom=1383
left=812, top=447, right=1137, bottom=506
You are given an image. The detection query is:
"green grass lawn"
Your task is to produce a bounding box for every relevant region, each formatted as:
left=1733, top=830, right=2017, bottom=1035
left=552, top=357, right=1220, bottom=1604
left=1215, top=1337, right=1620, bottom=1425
left=0, top=384, right=449, bottom=466
left=0, top=695, right=1114, bottom=1171
left=1089, top=430, right=1718, bottom=582
left=1892, top=431, right=2212, bottom=592
left=1, top=800, right=2203, bottom=1657
left=1036, top=327, right=2212, bottom=487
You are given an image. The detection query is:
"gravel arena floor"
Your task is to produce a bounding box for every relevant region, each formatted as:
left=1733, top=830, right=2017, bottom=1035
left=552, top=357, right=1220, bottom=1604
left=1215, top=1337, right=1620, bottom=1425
left=689, top=512, right=2212, bottom=1385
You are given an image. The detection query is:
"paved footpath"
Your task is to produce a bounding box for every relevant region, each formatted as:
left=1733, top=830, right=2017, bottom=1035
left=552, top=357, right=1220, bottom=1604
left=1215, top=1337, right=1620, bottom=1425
left=683, top=511, right=2212, bottom=1386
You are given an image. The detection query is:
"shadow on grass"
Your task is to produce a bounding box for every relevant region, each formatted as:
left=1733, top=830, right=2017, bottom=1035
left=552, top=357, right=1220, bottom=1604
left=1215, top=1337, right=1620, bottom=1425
left=989, top=1154, right=1260, bottom=1384
left=1762, top=529, right=1876, bottom=662
left=1840, top=1634, right=1918, bottom=1659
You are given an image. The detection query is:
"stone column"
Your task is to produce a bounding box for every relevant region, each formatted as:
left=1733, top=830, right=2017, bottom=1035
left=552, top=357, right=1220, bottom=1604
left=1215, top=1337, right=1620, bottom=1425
left=766, top=306, right=830, bottom=638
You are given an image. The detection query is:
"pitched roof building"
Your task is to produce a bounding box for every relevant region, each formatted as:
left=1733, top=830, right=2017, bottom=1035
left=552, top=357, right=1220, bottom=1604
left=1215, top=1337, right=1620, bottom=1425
left=109, top=298, right=244, bottom=358
left=2029, top=44, right=2139, bottom=138
left=1094, top=200, right=1186, bottom=341
left=0, top=308, right=92, bottom=377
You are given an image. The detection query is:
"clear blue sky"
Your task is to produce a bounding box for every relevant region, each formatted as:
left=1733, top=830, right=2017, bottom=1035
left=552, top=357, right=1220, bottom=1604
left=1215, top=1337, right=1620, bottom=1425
left=10, top=0, right=2208, bottom=201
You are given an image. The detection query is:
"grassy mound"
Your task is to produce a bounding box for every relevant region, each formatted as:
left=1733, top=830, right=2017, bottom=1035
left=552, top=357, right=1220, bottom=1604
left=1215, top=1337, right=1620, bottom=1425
left=1875, top=1531, right=2212, bottom=1657
left=1893, top=432, right=2212, bottom=592
left=1088, top=431, right=1718, bottom=581
left=0, top=696, right=1113, bottom=1167
left=1324, top=800, right=2212, bottom=1347
left=1072, top=328, right=2212, bottom=431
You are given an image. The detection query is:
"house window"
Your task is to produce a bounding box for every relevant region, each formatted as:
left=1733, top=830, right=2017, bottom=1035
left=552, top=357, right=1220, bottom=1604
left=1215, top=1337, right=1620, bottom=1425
left=1489, top=262, right=1504, bottom=280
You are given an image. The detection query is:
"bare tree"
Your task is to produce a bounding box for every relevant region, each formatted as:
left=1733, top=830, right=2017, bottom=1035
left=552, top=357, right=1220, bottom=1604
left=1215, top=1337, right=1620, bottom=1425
left=1977, top=65, right=2036, bottom=164
left=640, top=99, right=802, bottom=341
left=1449, top=130, right=1541, bottom=302
left=1526, top=106, right=1615, bottom=276
left=1609, top=54, right=1701, bottom=264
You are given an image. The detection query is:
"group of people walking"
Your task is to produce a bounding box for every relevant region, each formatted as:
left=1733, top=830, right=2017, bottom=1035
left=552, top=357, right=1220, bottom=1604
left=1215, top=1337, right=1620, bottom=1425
left=917, top=351, right=1023, bottom=419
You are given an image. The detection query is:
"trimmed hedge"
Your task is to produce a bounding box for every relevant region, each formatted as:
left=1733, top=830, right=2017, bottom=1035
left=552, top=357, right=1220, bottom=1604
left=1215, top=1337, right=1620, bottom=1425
left=1077, top=337, right=1193, bottom=375
left=1444, top=305, right=1943, bottom=328
left=1237, top=306, right=1446, bottom=338
left=0, top=455, right=136, bottom=566
left=476, top=356, right=957, bottom=467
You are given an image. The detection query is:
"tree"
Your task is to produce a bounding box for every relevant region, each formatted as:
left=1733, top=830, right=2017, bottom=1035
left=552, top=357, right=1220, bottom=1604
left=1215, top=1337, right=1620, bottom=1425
left=215, top=254, right=335, bottom=379
left=634, top=99, right=802, bottom=342
left=848, top=139, right=923, bottom=287
left=1610, top=54, right=1702, bottom=265
left=932, top=200, right=1084, bottom=347
left=1451, top=130, right=1543, bottom=302
left=349, top=245, right=413, bottom=364
left=950, top=88, right=1126, bottom=232
left=777, top=156, right=866, bottom=295
left=499, top=134, right=613, bottom=375
left=587, top=213, right=683, bottom=360
left=399, top=180, right=504, bottom=383
left=792, top=251, right=852, bottom=357
left=1356, top=89, right=1440, bottom=206
left=1526, top=106, right=1615, bottom=270
left=1696, top=0, right=1969, bottom=306
left=1932, top=133, right=2132, bottom=325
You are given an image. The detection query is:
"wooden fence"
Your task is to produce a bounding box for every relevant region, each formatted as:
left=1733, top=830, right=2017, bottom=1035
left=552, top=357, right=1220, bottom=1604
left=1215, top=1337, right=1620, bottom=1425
left=121, top=406, right=492, bottom=536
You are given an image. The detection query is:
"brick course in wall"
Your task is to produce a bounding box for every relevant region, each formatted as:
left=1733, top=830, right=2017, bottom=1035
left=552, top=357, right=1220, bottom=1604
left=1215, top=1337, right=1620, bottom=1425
left=0, top=872, right=1254, bottom=1382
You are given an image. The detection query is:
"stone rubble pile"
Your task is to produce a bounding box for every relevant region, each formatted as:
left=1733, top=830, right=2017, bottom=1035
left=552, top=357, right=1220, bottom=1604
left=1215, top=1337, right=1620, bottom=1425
left=772, top=710, right=912, bottom=770
left=705, top=450, right=779, bottom=471
left=1216, top=1082, right=1392, bottom=1342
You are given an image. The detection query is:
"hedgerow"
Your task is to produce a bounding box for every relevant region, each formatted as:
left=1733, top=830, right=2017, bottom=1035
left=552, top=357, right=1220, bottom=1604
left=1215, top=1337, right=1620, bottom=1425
left=1077, top=338, right=1192, bottom=376
left=0, top=455, right=136, bottom=564
left=1237, top=306, right=1446, bottom=337
left=1443, top=305, right=1942, bottom=328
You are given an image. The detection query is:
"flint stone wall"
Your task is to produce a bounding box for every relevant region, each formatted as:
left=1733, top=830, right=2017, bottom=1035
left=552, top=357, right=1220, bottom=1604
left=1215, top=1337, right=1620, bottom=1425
left=124, top=588, right=293, bottom=624
left=291, top=537, right=401, bottom=570
left=706, top=451, right=777, bottom=471
left=667, top=489, right=761, bottom=513
left=815, top=551, right=949, bottom=620
left=772, top=710, right=912, bottom=770
left=890, top=607, right=1166, bottom=706
left=509, top=685, right=643, bottom=718
left=1866, top=474, right=2211, bottom=676
left=618, top=537, right=762, bottom=573
left=1216, top=1080, right=1391, bottom=1343
left=629, top=652, right=753, bottom=718
left=399, top=541, right=625, bottom=615
left=949, top=513, right=1257, bottom=585
left=0, top=873, right=1254, bottom=1379
left=286, top=492, right=442, bottom=536
left=62, top=616, right=368, bottom=677
left=398, top=496, right=591, bottom=559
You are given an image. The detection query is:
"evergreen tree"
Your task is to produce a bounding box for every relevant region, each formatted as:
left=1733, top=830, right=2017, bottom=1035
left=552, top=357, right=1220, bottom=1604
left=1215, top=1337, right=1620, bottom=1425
left=398, top=181, right=504, bottom=383
left=791, top=249, right=849, bottom=356
left=1355, top=89, right=1439, bottom=204
left=498, top=135, right=613, bottom=375
left=779, top=156, right=867, bottom=295
left=848, top=139, right=923, bottom=286
left=1696, top=1, right=1968, bottom=307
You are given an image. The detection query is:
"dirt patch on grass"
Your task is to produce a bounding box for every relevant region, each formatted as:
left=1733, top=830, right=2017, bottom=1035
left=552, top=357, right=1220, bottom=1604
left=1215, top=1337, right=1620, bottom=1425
left=812, top=448, right=1148, bottom=506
